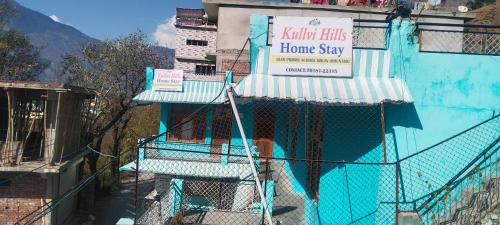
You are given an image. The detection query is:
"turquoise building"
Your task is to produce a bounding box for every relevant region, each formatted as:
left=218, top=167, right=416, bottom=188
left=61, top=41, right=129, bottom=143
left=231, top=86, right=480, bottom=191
left=121, top=16, right=500, bottom=225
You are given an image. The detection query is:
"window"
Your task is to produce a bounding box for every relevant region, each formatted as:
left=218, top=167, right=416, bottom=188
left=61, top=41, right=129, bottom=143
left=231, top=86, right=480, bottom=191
left=195, top=65, right=216, bottom=75
left=186, top=39, right=208, bottom=46
left=168, top=105, right=207, bottom=143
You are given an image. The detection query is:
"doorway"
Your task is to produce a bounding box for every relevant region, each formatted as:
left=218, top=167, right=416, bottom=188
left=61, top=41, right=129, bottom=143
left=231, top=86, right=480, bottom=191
left=210, top=106, right=233, bottom=158
left=252, top=104, right=275, bottom=159
left=306, top=104, right=324, bottom=200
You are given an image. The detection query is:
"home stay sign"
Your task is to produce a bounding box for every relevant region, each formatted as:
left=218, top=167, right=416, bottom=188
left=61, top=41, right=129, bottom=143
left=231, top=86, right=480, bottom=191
left=152, top=69, right=183, bottom=92
left=269, top=16, right=353, bottom=77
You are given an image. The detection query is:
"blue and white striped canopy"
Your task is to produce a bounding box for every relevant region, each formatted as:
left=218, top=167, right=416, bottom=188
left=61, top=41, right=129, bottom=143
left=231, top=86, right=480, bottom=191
left=233, top=75, right=411, bottom=104
left=134, top=80, right=226, bottom=104
left=233, top=48, right=412, bottom=104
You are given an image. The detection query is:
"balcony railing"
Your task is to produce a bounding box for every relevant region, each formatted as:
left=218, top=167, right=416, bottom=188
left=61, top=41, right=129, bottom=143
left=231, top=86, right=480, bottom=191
left=141, top=140, right=259, bottom=164
left=416, top=23, right=500, bottom=56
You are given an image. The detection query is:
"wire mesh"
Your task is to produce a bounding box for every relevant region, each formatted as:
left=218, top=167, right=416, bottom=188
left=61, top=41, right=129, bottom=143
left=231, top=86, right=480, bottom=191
left=419, top=29, right=500, bottom=55
left=400, top=115, right=500, bottom=209
left=128, top=89, right=500, bottom=225
left=418, top=146, right=499, bottom=225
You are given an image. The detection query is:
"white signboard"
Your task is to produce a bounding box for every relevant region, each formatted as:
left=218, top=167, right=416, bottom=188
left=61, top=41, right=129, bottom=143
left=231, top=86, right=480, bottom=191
left=269, top=16, right=353, bottom=77
left=152, top=69, right=183, bottom=92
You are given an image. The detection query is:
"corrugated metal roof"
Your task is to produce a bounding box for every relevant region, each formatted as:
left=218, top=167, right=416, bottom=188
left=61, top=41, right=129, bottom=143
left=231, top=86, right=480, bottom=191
left=233, top=74, right=412, bottom=104
left=133, top=80, right=226, bottom=104
left=119, top=159, right=252, bottom=179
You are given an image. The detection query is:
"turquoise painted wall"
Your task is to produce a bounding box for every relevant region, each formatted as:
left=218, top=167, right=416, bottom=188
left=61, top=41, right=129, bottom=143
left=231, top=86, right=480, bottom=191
left=318, top=106, right=383, bottom=224
left=159, top=103, right=168, bottom=141
left=145, top=67, right=154, bottom=90
left=387, top=19, right=500, bottom=205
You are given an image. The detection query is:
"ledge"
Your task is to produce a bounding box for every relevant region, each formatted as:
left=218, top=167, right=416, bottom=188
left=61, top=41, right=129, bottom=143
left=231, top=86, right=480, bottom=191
left=203, top=0, right=475, bottom=20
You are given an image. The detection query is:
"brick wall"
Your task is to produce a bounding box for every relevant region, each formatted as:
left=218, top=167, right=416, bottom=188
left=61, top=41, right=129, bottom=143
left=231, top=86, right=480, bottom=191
left=221, top=59, right=250, bottom=80
left=0, top=173, right=46, bottom=225
left=217, top=49, right=250, bottom=79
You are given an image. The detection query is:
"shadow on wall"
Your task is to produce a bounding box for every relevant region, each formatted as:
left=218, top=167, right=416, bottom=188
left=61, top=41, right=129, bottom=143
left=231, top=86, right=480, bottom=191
left=385, top=103, right=422, bottom=131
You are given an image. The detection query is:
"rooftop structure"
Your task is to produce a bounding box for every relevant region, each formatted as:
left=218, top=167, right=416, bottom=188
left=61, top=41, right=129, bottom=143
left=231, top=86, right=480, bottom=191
left=0, top=80, right=95, bottom=225
left=174, top=8, right=219, bottom=76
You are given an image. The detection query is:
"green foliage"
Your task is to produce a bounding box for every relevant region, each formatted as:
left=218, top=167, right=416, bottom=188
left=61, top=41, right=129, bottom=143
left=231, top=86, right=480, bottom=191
left=96, top=105, right=160, bottom=192
left=0, top=2, right=47, bottom=81
left=62, top=31, right=167, bottom=194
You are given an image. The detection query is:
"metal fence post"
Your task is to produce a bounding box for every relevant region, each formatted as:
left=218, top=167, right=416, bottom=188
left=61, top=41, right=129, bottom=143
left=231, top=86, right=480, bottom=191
left=262, top=158, right=270, bottom=225
left=395, top=162, right=399, bottom=225
left=226, top=85, right=274, bottom=225
left=134, top=143, right=141, bottom=224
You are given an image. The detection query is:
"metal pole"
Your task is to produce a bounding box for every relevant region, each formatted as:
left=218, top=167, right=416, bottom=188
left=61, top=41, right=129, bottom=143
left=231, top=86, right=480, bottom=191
left=134, top=143, right=141, bottom=224
left=226, top=85, right=273, bottom=225
left=395, top=162, right=399, bottom=225
left=381, top=103, right=387, bottom=163
left=261, top=158, right=270, bottom=225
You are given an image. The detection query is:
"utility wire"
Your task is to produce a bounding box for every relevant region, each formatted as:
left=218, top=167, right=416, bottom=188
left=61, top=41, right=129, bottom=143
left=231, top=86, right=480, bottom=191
left=87, top=144, right=117, bottom=159
left=18, top=160, right=114, bottom=225
left=140, top=35, right=252, bottom=147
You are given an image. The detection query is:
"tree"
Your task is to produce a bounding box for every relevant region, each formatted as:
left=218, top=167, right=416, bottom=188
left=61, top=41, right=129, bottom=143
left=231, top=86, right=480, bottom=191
left=61, top=31, right=167, bottom=203
left=0, top=1, right=47, bottom=81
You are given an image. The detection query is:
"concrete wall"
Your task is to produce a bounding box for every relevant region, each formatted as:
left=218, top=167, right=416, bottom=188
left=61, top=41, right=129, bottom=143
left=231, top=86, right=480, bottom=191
left=55, top=163, right=79, bottom=225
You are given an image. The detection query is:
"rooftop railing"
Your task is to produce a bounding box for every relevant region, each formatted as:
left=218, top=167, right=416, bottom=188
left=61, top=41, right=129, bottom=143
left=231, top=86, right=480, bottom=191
left=416, top=22, right=500, bottom=56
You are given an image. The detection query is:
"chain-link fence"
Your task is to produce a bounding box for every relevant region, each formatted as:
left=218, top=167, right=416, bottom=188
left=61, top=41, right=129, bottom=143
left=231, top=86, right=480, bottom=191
left=127, top=86, right=499, bottom=225
left=417, top=23, right=500, bottom=55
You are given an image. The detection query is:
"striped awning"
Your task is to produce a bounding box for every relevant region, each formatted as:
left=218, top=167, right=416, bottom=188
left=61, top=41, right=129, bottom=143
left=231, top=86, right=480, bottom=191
left=134, top=80, right=226, bottom=104
left=233, top=74, right=412, bottom=104
left=233, top=48, right=413, bottom=104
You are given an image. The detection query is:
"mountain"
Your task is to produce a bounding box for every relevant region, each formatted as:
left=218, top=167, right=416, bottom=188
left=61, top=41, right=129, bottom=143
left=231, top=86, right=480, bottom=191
left=2, top=0, right=98, bottom=81
left=2, top=0, right=175, bottom=81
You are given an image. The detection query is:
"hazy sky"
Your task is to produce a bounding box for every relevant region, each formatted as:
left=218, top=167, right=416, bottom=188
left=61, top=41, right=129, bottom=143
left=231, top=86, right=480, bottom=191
left=16, top=0, right=203, bottom=48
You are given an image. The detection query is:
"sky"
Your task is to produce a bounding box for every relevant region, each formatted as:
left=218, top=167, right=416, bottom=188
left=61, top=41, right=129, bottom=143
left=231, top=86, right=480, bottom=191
left=15, top=0, right=203, bottom=48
